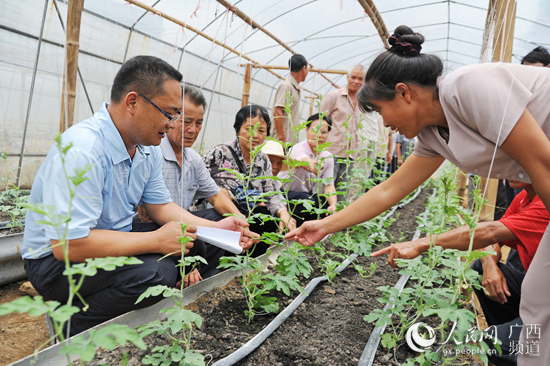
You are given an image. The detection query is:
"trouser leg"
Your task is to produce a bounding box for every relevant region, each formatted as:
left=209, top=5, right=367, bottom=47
left=234, top=205, right=278, bottom=258
left=519, top=226, right=550, bottom=365
left=486, top=318, right=522, bottom=366
left=348, top=142, right=375, bottom=202
left=471, top=259, right=524, bottom=326
left=470, top=257, right=525, bottom=365
left=131, top=222, right=207, bottom=279
left=370, top=158, right=389, bottom=186
left=287, top=190, right=324, bottom=226
left=333, top=157, right=354, bottom=202
left=25, top=253, right=178, bottom=336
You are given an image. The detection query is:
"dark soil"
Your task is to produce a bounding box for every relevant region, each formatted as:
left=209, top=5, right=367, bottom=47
left=76, top=189, right=431, bottom=366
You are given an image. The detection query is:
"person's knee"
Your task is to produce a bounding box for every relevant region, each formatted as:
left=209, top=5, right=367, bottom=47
left=122, top=255, right=178, bottom=295
left=150, top=257, right=178, bottom=288
left=188, top=239, right=207, bottom=258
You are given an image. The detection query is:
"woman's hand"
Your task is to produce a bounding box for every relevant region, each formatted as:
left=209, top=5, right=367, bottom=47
left=326, top=204, right=337, bottom=214
left=285, top=220, right=328, bottom=246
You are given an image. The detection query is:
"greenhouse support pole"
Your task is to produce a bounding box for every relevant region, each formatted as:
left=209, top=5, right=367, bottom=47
left=215, top=0, right=339, bottom=88
left=52, top=0, right=94, bottom=115
left=305, top=95, right=316, bottom=117
left=356, top=0, right=390, bottom=48
left=479, top=0, right=516, bottom=221
left=122, top=0, right=162, bottom=63
left=15, top=0, right=50, bottom=187
left=239, top=64, right=347, bottom=75
left=241, top=63, right=251, bottom=107
left=59, top=0, right=85, bottom=132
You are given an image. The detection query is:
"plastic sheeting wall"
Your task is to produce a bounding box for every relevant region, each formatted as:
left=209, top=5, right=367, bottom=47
left=0, top=0, right=312, bottom=188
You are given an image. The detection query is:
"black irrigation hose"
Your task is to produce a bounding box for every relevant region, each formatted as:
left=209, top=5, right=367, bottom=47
left=212, top=185, right=427, bottom=366
left=358, top=188, right=437, bottom=366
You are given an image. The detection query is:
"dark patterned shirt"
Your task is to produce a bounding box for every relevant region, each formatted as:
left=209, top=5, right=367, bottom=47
left=203, top=138, right=285, bottom=216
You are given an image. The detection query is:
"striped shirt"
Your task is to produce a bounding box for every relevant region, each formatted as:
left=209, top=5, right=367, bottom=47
left=160, top=137, right=219, bottom=210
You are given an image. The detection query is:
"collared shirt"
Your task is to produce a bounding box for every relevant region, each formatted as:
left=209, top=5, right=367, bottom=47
left=414, top=63, right=550, bottom=183
left=160, top=137, right=220, bottom=210
left=321, top=86, right=374, bottom=159
left=278, top=139, right=334, bottom=194
left=22, top=103, right=171, bottom=259
left=203, top=138, right=285, bottom=216
left=270, top=75, right=302, bottom=142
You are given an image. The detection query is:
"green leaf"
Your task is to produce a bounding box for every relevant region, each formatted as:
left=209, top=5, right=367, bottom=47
left=60, top=324, right=145, bottom=362
left=0, top=296, right=60, bottom=317
left=164, top=308, right=202, bottom=334
left=136, top=285, right=181, bottom=304
left=181, top=350, right=206, bottom=366
left=380, top=333, right=396, bottom=349
left=49, top=304, right=80, bottom=323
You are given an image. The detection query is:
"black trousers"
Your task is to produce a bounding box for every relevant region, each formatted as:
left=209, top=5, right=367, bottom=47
left=287, top=190, right=327, bottom=227
left=471, top=250, right=526, bottom=366
left=235, top=204, right=279, bottom=257
left=24, top=210, right=225, bottom=337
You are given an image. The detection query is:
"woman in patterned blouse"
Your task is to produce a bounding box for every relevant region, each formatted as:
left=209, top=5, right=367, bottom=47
left=203, top=105, right=296, bottom=256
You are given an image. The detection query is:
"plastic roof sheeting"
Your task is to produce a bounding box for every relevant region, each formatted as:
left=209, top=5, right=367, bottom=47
left=1, top=0, right=549, bottom=187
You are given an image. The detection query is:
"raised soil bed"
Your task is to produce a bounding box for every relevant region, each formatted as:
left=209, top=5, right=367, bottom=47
left=72, top=189, right=430, bottom=366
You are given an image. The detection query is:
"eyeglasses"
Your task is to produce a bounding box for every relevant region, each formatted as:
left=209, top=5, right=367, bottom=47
left=137, top=92, right=182, bottom=122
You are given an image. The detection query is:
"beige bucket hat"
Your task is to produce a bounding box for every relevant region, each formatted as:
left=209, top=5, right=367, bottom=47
left=261, top=140, right=288, bottom=172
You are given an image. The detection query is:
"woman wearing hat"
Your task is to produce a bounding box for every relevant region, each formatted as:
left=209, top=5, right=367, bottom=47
left=278, top=113, right=337, bottom=226
left=261, top=139, right=288, bottom=176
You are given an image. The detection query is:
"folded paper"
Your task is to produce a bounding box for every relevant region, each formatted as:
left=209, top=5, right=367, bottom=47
left=196, top=226, right=243, bottom=255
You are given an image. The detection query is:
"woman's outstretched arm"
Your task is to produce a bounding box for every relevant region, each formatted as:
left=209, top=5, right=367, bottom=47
left=285, top=154, right=445, bottom=246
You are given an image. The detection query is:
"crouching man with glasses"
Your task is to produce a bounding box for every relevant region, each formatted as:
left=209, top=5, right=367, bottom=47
left=22, top=55, right=258, bottom=336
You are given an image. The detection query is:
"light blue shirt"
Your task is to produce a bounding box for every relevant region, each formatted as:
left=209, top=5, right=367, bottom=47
left=160, top=138, right=220, bottom=210
left=22, top=103, right=171, bottom=259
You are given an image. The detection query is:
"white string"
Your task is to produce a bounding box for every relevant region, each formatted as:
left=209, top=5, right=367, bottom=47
left=469, top=65, right=519, bottom=250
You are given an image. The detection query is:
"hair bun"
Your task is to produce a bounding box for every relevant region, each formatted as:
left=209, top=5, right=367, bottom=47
left=389, top=25, right=424, bottom=56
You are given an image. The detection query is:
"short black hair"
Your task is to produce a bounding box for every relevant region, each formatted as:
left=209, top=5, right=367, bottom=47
left=184, top=85, right=207, bottom=109
left=306, top=113, right=332, bottom=132
left=289, top=54, right=308, bottom=72
left=110, top=55, right=183, bottom=103
left=233, top=105, right=271, bottom=136
left=521, top=46, right=550, bottom=66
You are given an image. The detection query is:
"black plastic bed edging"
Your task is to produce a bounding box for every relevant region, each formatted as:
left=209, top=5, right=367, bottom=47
left=358, top=188, right=437, bottom=366
left=211, top=185, right=427, bottom=366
